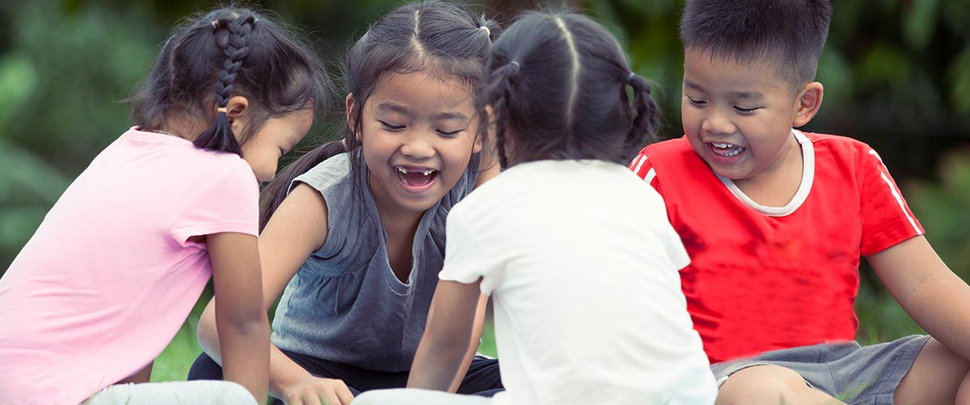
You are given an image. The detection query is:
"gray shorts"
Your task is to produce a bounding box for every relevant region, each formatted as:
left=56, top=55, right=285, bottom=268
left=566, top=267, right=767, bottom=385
left=711, top=335, right=929, bottom=405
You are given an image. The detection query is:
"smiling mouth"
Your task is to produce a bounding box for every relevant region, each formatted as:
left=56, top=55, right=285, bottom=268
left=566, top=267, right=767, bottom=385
left=710, top=142, right=745, bottom=157
left=395, top=166, right=440, bottom=188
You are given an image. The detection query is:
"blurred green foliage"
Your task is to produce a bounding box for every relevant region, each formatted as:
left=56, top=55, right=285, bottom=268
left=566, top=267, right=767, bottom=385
left=1, top=0, right=969, bottom=382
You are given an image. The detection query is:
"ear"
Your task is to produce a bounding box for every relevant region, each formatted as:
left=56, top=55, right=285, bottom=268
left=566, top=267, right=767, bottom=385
left=345, top=93, right=359, bottom=141
left=225, top=96, right=250, bottom=133
left=792, top=82, right=823, bottom=128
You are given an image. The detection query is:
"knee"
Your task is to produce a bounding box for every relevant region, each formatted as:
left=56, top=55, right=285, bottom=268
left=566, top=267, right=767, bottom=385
left=716, top=365, right=812, bottom=405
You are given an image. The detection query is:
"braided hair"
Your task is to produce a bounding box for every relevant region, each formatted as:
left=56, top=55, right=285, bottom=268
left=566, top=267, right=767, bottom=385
left=129, top=8, right=330, bottom=157
left=481, top=11, right=658, bottom=168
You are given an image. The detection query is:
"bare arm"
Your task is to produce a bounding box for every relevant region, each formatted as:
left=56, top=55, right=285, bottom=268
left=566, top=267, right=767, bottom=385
left=408, top=279, right=483, bottom=391
left=446, top=294, right=488, bottom=393
left=207, top=232, right=271, bottom=404
left=869, top=235, right=970, bottom=359
left=118, top=362, right=153, bottom=384
left=198, top=185, right=352, bottom=405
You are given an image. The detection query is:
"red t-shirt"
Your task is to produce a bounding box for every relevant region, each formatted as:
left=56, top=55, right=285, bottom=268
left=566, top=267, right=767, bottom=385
left=629, top=130, right=924, bottom=364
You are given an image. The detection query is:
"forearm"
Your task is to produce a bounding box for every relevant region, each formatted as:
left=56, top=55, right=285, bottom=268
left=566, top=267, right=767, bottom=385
left=268, top=343, right=316, bottom=400
left=218, top=310, right=270, bottom=404
left=896, top=269, right=970, bottom=360
left=447, top=294, right=488, bottom=392
left=408, top=331, right=470, bottom=391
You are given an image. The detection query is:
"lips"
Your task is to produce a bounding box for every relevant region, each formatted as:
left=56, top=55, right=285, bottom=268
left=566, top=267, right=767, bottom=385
left=394, top=165, right=439, bottom=192
left=707, top=142, right=746, bottom=164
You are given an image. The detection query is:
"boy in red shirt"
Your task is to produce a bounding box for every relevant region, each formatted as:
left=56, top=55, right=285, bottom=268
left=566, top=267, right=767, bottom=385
left=630, top=0, right=970, bottom=403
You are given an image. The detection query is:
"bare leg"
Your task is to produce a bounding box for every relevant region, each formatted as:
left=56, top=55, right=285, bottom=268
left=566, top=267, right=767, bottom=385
left=716, top=365, right=846, bottom=405
left=894, top=338, right=970, bottom=405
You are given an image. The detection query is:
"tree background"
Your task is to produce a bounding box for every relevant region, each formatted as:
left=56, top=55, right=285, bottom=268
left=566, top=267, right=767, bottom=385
left=1, top=0, right=968, bottom=381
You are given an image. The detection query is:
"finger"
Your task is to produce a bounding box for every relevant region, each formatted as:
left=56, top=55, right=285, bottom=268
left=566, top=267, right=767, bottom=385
left=335, top=384, right=355, bottom=405
left=319, top=391, right=341, bottom=405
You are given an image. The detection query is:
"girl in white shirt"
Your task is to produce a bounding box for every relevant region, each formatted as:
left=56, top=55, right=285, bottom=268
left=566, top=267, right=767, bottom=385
left=353, top=10, right=717, bottom=405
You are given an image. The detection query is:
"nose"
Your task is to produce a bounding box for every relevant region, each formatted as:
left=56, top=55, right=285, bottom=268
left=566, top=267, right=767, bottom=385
left=701, top=107, right=737, bottom=136
left=400, top=131, right=435, bottom=160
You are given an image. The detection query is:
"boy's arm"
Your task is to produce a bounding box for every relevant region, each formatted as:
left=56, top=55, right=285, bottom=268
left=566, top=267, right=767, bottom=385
left=408, top=279, right=483, bottom=391
left=869, top=235, right=970, bottom=359
left=207, top=232, right=270, bottom=404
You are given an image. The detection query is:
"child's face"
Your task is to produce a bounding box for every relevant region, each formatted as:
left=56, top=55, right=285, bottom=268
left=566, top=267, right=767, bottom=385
left=355, top=70, right=482, bottom=214
left=681, top=49, right=801, bottom=182
left=241, top=108, right=314, bottom=182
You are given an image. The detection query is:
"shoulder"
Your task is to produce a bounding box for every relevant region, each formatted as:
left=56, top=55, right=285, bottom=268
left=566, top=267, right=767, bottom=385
left=801, top=131, right=885, bottom=174
left=294, top=152, right=353, bottom=191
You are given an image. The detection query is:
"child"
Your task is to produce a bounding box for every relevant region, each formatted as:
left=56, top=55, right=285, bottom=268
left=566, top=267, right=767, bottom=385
left=0, top=7, right=329, bottom=405
left=186, top=2, right=504, bottom=404
left=629, top=0, right=970, bottom=403
left=354, top=10, right=718, bottom=405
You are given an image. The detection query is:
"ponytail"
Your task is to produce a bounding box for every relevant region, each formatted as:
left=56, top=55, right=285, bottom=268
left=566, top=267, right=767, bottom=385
left=194, top=15, right=256, bottom=156
left=259, top=140, right=347, bottom=231
left=625, top=73, right=659, bottom=154
left=482, top=60, right=520, bottom=169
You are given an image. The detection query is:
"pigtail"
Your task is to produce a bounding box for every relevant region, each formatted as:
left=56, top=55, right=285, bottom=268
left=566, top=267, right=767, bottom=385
left=478, top=15, right=502, bottom=42
left=625, top=73, right=659, bottom=153
left=259, top=140, right=348, bottom=231
left=194, top=15, right=256, bottom=156
left=483, top=61, right=520, bottom=169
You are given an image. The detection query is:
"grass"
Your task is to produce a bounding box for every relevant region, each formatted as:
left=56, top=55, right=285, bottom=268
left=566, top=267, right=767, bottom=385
left=151, top=293, right=500, bottom=382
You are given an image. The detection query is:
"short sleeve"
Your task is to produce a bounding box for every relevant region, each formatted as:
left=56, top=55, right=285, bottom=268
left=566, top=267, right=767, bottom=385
left=629, top=149, right=662, bottom=194
left=171, top=160, right=259, bottom=245
left=438, top=202, right=503, bottom=296
left=859, top=147, right=924, bottom=256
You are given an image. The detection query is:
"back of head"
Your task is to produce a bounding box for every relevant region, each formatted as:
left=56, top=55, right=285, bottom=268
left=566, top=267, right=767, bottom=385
left=482, top=10, right=657, bottom=168
left=128, top=7, right=330, bottom=156
left=261, top=1, right=499, bottom=229
left=679, top=0, right=832, bottom=88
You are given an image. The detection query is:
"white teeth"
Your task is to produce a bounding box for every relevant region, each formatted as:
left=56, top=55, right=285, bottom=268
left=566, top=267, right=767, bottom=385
left=712, top=143, right=734, bottom=149
left=395, top=166, right=436, bottom=176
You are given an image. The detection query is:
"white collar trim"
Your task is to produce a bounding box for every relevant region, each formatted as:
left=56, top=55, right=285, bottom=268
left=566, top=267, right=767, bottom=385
left=716, top=129, right=814, bottom=217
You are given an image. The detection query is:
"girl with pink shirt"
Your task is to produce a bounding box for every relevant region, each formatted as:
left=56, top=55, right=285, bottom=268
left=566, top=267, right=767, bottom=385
left=0, top=7, right=328, bottom=405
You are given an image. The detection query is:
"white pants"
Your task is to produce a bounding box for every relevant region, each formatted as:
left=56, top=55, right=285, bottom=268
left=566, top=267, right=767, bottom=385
left=353, top=389, right=492, bottom=405
left=82, top=381, right=257, bottom=405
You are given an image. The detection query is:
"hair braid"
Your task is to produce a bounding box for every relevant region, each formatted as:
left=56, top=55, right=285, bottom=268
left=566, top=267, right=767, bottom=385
left=193, top=15, right=256, bottom=156
left=625, top=74, right=659, bottom=152
left=484, top=61, right=520, bottom=169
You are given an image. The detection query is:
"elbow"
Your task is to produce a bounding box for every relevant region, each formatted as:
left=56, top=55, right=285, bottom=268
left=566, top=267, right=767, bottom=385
left=423, top=330, right=470, bottom=361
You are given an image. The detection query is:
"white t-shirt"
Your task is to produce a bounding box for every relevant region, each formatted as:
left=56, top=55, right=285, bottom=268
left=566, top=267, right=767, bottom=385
left=439, top=160, right=716, bottom=405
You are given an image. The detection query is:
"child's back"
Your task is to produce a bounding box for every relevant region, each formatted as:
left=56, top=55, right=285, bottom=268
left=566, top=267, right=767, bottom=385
left=445, top=158, right=713, bottom=404
left=0, top=130, right=257, bottom=403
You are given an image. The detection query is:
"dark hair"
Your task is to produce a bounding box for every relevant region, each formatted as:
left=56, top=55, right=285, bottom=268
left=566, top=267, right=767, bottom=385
left=261, top=0, right=499, bottom=230
left=129, top=7, right=330, bottom=156
left=482, top=11, right=657, bottom=168
left=679, top=0, right=832, bottom=88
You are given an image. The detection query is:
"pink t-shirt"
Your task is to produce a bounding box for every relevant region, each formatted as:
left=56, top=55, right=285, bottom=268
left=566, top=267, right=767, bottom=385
left=0, top=127, right=259, bottom=405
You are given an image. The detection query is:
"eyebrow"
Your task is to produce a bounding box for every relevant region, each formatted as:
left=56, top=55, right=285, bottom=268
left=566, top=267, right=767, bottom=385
left=376, top=102, right=468, bottom=121
left=683, top=79, right=764, bottom=100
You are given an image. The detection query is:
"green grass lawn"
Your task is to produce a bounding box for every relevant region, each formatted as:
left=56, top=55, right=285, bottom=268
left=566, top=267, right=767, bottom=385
left=152, top=282, right=917, bottom=382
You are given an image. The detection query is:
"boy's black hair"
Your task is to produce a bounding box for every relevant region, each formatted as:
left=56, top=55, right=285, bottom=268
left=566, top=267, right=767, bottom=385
left=679, top=0, right=832, bottom=88
left=261, top=1, right=499, bottom=230
left=482, top=11, right=658, bottom=168
left=129, top=7, right=331, bottom=156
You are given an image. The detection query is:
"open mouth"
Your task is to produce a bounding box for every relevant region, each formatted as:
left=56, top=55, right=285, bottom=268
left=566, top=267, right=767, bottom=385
left=710, top=142, right=745, bottom=157
left=395, top=165, right=440, bottom=191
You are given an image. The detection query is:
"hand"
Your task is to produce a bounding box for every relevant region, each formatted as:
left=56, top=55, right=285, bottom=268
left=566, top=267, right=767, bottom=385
left=282, top=376, right=355, bottom=405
